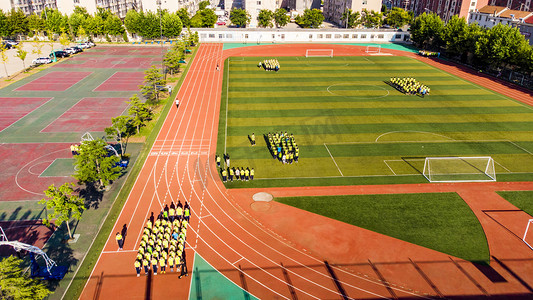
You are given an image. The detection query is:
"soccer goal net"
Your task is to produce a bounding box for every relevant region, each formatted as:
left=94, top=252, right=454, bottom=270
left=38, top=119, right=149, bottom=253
left=422, top=156, right=496, bottom=183
left=365, top=45, right=381, bottom=54
left=305, top=49, right=333, bottom=57
left=523, top=219, right=533, bottom=251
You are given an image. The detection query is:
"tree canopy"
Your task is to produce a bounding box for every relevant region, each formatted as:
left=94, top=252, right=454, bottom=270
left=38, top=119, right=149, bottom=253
left=0, top=256, right=52, bottom=300
left=295, top=9, right=324, bottom=28
left=230, top=8, right=251, bottom=28
left=384, top=7, right=411, bottom=28
left=273, top=8, right=290, bottom=28
left=39, top=182, right=84, bottom=239
left=410, top=12, right=445, bottom=50
left=341, top=9, right=361, bottom=28
left=74, top=139, right=121, bottom=188
left=257, top=9, right=274, bottom=28
left=140, top=65, right=166, bottom=103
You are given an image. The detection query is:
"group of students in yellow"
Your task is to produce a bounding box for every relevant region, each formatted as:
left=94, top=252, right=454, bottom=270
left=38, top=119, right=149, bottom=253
left=70, top=144, right=80, bottom=155
left=267, top=132, right=299, bottom=164
left=133, top=200, right=191, bottom=278
left=216, top=153, right=254, bottom=182
left=418, top=50, right=440, bottom=57
left=389, top=77, right=431, bottom=97
left=257, top=59, right=280, bottom=72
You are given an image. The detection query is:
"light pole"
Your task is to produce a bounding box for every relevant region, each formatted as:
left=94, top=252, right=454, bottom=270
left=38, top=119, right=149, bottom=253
left=157, top=0, right=164, bottom=74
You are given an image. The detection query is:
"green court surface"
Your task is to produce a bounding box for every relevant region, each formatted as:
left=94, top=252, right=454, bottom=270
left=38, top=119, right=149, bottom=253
left=40, top=158, right=76, bottom=177
left=497, top=191, right=533, bottom=217
left=222, top=42, right=418, bottom=53
left=217, top=56, right=533, bottom=188
left=277, top=192, right=490, bottom=263
left=190, top=253, right=259, bottom=300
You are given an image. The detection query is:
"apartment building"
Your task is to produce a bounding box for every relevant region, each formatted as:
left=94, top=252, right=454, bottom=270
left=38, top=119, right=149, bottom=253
left=0, top=0, right=57, bottom=16
left=468, top=5, right=533, bottom=27
left=391, top=0, right=489, bottom=21
left=323, top=0, right=383, bottom=27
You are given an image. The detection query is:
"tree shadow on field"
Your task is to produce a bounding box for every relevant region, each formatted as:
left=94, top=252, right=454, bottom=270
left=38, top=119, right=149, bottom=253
left=42, top=220, right=79, bottom=291
left=79, top=182, right=103, bottom=210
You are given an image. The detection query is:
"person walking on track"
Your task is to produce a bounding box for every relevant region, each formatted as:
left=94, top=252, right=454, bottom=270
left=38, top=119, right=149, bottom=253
left=116, top=232, right=124, bottom=250
left=134, top=259, right=141, bottom=277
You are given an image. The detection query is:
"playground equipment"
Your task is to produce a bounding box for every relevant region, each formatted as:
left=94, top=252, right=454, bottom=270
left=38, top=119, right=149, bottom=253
left=81, top=132, right=129, bottom=168
left=0, top=226, right=67, bottom=280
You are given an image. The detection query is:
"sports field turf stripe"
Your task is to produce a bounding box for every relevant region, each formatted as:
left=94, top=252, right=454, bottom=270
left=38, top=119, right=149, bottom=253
left=228, top=84, right=476, bottom=92
left=227, top=113, right=533, bottom=127
left=228, top=106, right=532, bottom=118
left=232, top=66, right=438, bottom=72
left=228, top=89, right=492, bottom=98
left=230, top=80, right=470, bottom=87
left=225, top=121, right=533, bottom=135
left=227, top=94, right=507, bottom=103
left=230, top=76, right=464, bottom=83
left=228, top=71, right=446, bottom=78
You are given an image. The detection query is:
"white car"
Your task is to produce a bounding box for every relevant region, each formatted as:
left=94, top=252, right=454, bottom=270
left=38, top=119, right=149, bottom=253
left=78, top=43, right=90, bottom=49
left=63, top=47, right=76, bottom=54
left=32, top=57, right=52, bottom=65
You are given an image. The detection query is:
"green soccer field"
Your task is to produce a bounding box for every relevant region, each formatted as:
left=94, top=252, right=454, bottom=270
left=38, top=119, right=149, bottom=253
left=217, top=56, right=533, bottom=187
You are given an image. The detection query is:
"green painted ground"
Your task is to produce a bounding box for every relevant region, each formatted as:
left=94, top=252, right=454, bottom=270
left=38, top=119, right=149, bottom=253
left=217, top=56, right=533, bottom=188
left=190, top=253, right=259, bottom=300
left=40, top=158, right=76, bottom=177
left=497, top=191, right=533, bottom=217
left=222, top=42, right=418, bottom=53
left=277, top=193, right=490, bottom=263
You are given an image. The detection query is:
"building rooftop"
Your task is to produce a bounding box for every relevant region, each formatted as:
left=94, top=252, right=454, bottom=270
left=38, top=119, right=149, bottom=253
left=499, top=9, right=533, bottom=19
left=477, top=5, right=508, bottom=15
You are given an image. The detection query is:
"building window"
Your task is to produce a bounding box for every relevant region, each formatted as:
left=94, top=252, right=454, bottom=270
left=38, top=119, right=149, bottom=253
left=326, top=34, right=331, bottom=38
left=257, top=0, right=261, bottom=4
left=362, top=0, right=367, bottom=4
left=219, top=34, right=223, bottom=39
left=309, top=34, right=313, bottom=38
left=318, top=34, right=323, bottom=38
left=209, top=34, right=215, bottom=38
left=378, top=34, right=384, bottom=38
left=245, top=34, right=248, bottom=39
left=343, top=34, right=349, bottom=38
left=281, top=34, right=285, bottom=39
left=470, top=1, right=475, bottom=6
left=226, top=34, right=232, bottom=38
left=352, top=34, right=358, bottom=38
left=395, top=34, right=401, bottom=39
left=361, top=34, right=366, bottom=38
left=201, top=34, right=207, bottom=38
left=334, top=34, right=340, bottom=38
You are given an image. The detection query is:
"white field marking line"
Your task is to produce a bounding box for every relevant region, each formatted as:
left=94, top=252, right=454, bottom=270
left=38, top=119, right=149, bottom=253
left=199, top=213, right=212, bottom=219
left=186, top=253, right=197, bottom=300
left=508, top=140, right=533, bottom=156
left=29, top=160, right=53, bottom=176
left=253, top=174, right=417, bottom=180
left=232, top=256, right=244, bottom=265
left=38, top=97, right=87, bottom=133
left=91, top=70, right=118, bottom=92
left=494, top=160, right=512, bottom=173
left=201, top=53, right=429, bottom=298
left=15, top=148, right=68, bottom=196
left=62, top=71, right=94, bottom=92
left=383, top=160, right=397, bottom=175
left=362, top=57, right=375, bottom=64
left=188, top=51, right=408, bottom=298
left=224, top=53, right=230, bottom=154
left=375, top=131, right=456, bottom=143
left=326, top=83, right=390, bottom=99
left=0, top=97, right=55, bottom=135
left=324, top=143, right=343, bottom=176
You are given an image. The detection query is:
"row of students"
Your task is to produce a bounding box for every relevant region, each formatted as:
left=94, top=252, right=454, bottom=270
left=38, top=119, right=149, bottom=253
left=266, top=132, right=299, bottom=164
left=389, top=77, right=430, bottom=96
left=134, top=202, right=190, bottom=278
left=418, top=50, right=440, bottom=57
left=221, top=167, right=254, bottom=182
left=258, top=59, right=280, bottom=72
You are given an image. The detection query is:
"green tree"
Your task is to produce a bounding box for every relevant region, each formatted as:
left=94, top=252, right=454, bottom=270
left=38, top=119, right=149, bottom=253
left=295, top=9, right=324, bottom=28
left=59, top=32, right=70, bottom=48
left=341, top=9, right=361, bottom=28
left=74, top=139, right=121, bottom=188
left=273, top=8, right=290, bottom=28
left=199, top=0, right=210, bottom=10
left=138, top=10, right=160, bottom=39
left=124, top=9, right=141, bottom=35
left=442, top=15, right=469, bottom=58
left=45, top=8, right=66, bottom=34
left=104, top=14, right=125, bottom=37
left=27, top=13, right=46, bottom=35
left=361, top=9, right=382, bottom=28
left=105, top=115, right=134, bottom=155
left=140, top=65, right=166, bottom=103
left=68, top=9, right=87, bottom=37
left=15, top=42, right=27, bottom=71
left=257, top=9, right=274, bottom=28
left=162, top=11, right=183, bottom=38
left=384, top=7, right=411, bottom=28
left=39, top=182, right=84, bottom=239
left=0, top=10, right=9, bottom=37
left=196, top=8, right=217, bottom=28
left=77, top=26, right=88, bottom=42
left=0, top=256, right=52, bottom=300
left=127, top=94, right=153, bottom=133
left=176, top=8, right=191, bottom=28
left=164, top=48, right=182, bottom=74
left=410, top=12, right=445, bottom=50
left=32, top=42, right=44, bottom=57
left=230, top=8, right=250, bottom=28
left=8, top=8, right=28, bottom=36
left=0, top=43, right=9, bottom=77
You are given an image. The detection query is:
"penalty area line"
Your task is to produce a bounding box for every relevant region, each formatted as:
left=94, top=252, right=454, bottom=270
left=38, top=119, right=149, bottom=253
left=324, top=143, right=343, bottom=176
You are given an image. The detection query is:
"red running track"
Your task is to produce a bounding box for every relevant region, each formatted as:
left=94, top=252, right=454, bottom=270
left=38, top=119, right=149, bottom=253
left=80, top=44, right=533, bottom=300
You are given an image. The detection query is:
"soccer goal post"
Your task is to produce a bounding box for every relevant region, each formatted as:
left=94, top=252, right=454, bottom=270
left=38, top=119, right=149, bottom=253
left=305, top=49, right=333, bottom=57
left=422, top=156, right=496, bottom=183
left=365, top=45, right=381, bottom=54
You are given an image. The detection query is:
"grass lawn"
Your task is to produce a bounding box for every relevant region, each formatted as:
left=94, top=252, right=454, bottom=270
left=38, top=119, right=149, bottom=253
left=277, top=192, right=490, bottom=263
left=217, top=56, right=533, bottom=188
left=497, top=191, right=533, bottom=217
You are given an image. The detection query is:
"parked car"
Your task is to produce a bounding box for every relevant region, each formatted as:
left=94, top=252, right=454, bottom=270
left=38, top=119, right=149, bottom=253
left=32, top=57, right=52, bottom=65
left=49, top=50, right=70, bottom=58
left=78, top=42, right=94, bottom=49
left=1, top=41, right=12, bottom=49
left=87, top=41, right=96, bottom=47
left=71, top=46, right=83, bottom=53
left=4, top=40, right=18, bottom=47
left=63, top=47, right=77, bottom=54
left=216, top=21, right=226, bottom=25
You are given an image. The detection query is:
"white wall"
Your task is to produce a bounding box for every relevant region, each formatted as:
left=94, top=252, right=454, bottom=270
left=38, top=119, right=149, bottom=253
left=195, top=28, right=409, bottom=42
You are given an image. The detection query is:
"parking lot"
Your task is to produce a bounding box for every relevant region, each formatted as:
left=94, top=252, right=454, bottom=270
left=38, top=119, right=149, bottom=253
left=0, top=42, right=63, bottom=78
